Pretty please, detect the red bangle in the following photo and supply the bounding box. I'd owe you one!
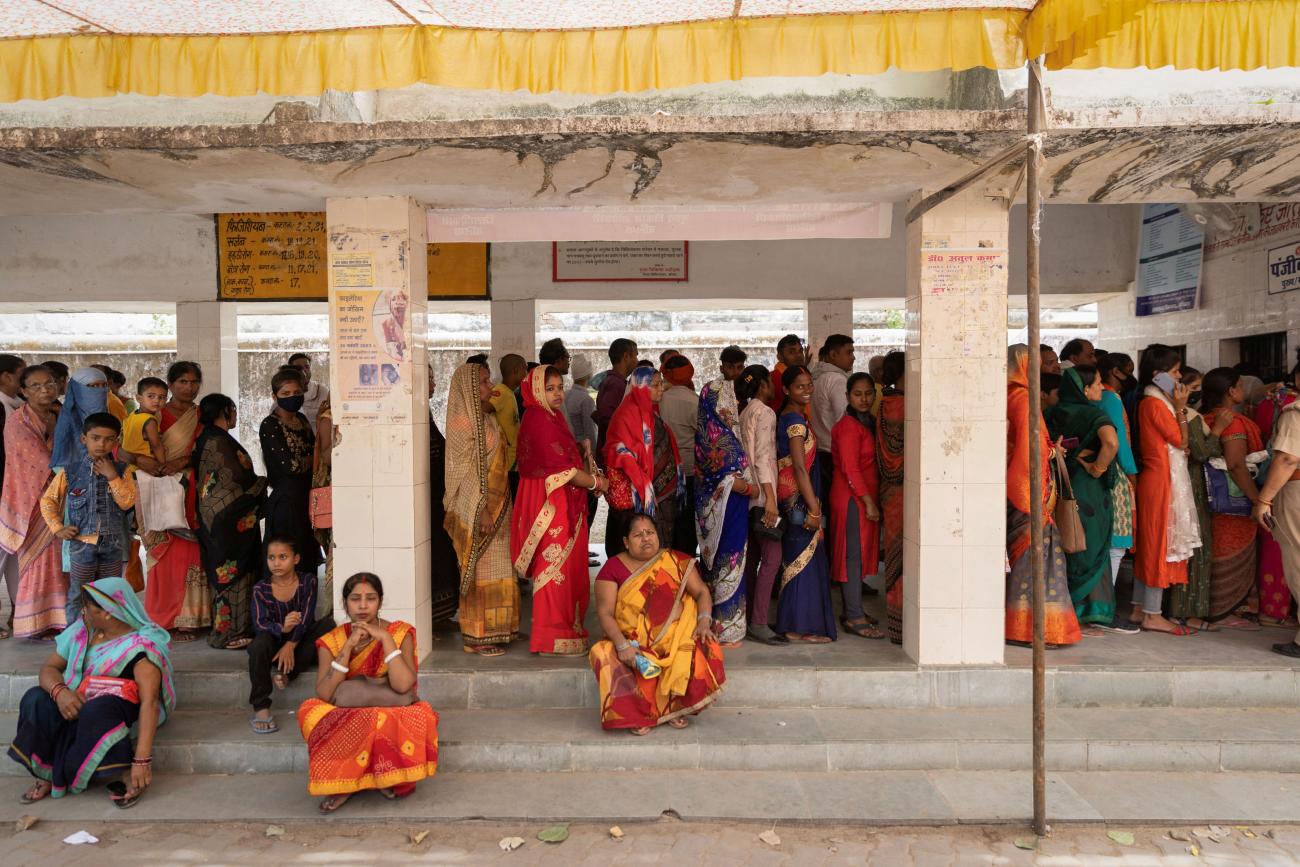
[50,683,67,701]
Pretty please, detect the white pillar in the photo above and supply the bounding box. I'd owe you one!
[902,190,1009,665]
[490,298,537,366]
[325,196,432,647]
[806,298,853,361]
[175,300,238,403]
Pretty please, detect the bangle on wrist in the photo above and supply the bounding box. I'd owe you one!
[383,648,402,665]
[131,756,153,766]
[330,660,348,674]
[615,643,632,652]
[50,682,67,701]
[697,613,711,621]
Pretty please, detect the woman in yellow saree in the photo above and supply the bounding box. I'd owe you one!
[590,514,726,735]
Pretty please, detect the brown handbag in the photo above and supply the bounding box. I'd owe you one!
[1051,449,1087,554]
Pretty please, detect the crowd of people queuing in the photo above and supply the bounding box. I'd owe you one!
[6,329,1300,813]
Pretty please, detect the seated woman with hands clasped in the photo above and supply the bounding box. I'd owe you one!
[297,573,438,814]
[247,535,334,734]
[8,577,173,809]
[589,514,726,737]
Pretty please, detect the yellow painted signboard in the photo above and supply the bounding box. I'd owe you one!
[216,212,488,300]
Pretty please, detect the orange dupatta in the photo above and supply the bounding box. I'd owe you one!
[1006,345,1054,566]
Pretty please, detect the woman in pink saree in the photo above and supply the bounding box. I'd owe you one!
[0,365,66,638]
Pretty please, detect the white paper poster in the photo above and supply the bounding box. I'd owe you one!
[1135,205,1203,316]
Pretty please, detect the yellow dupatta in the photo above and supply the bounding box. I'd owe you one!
[613,550,701,709]
[442,363,510,595]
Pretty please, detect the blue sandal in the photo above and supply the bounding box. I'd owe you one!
[250,715,279,734]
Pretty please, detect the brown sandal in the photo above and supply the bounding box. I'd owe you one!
[630,726,653,736]
[667,717,690,729]
[318,793,352,814]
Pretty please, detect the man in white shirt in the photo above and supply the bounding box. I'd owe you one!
[660,354,701,554]
[810,334,854,499]
[288,353,330,434]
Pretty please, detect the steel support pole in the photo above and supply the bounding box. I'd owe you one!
[1026,57,1048,838]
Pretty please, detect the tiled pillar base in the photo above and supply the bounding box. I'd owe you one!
[175,300,238,403]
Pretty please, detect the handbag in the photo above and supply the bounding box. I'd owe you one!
[749,506,784,541]
[309,485,332,529]
[134,472,188,533]
[1203,451,1269,517]
[1051,449,1087,554]
[77,675,140,704]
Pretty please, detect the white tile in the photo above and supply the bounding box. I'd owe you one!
[372,546,421,610]
[331,424,374,488]
[961,483,1004,546]
[917,482,963,544]
[914,544,963,609]
[914,608,964,665]
[962,545,1007,610]
[371,423,415,486]
[332,546,374,587]
[961,608,1005,664]
[962,420,1008,484]
[332,488,374,548]
[371,484,418,549]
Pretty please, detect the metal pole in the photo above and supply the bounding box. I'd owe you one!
[1026,56,1048,838]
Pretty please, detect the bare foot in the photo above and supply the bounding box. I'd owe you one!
[319,793,352,813]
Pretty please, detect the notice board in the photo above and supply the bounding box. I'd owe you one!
[1135,205,1203,316]
[217,212,488,300]
[552,241,688,282]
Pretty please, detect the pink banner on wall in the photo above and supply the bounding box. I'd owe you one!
[427,203,891,243]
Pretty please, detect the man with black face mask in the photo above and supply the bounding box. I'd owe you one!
[259,367,324,576]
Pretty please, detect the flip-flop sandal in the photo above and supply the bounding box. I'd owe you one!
[318,794,352,814]
[1141,624,1194,636]
[840,619,885,640]
[797,634,833,644]
[667,717,690,729]
[464,644,507,657]
[170,630,199,642]
[629,726,653,737]
[224,637,253,650]
[107,781,141,810]
[249,715,279,734]
[1218,616,1262,632]
[20,783,51,804]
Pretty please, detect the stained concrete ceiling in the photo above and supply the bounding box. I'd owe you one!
[0,105,1298,218]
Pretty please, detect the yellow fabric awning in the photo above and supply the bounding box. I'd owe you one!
[0,1,1295,104]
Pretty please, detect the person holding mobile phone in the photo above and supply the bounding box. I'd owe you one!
[1252,399,1300,657]
[1132,346,1200,635]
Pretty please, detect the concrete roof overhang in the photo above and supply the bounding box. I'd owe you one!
[1,103,1298,218]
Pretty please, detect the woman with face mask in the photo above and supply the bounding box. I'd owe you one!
[259,367,322,579]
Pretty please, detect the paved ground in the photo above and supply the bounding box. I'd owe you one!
[4,818,1300,865]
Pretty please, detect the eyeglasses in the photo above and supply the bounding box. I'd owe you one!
[25,381,57,391]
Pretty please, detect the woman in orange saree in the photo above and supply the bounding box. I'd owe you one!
[298,572,438,814]
[1005,345,1081,646]
[134,362,211,639]
[876,352,906,644]
[590,514,725,735]
[512,366,607,656]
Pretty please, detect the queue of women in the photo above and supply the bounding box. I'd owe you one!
[7,335,1299,814]
[1015,340,1300,648]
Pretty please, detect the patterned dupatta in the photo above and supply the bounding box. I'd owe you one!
[49,367,108,470]
[604,367,659,516]
[0,404,55,556]
[1006,344,1055,567]
[54,577,176,724]
[512,367,583,586]
[443,363,509,594]
[317,620,414,679]
[776,414,817,506]
[694,378,749,567]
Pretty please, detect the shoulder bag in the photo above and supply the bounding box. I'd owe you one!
[1051,449,1087,554]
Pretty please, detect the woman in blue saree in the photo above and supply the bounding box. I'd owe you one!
[694,377,754,645]
[774,366,837,642]
[8,577,174,808]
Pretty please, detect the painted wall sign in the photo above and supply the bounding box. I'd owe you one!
[217,212,488,300]
[1268,239,1300,295]
[552,241,688,282]
[1135,205,1203,316]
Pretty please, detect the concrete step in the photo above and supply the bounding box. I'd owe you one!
[5,706,1299,776]
[7,767,1300,826]
[4,663,1297,712]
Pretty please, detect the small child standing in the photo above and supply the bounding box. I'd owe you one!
[40,412,136,623]
[247,535,334,734]
[122,377,169,471]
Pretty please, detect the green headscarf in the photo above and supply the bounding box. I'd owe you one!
[1048,367,1116,470]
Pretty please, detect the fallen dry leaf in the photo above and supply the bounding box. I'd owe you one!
[1243,829,1258,839]
[1013,838,1038,851]
[498,837,525,851]
[758,829,781,847]
[265,825,286,838]
[1169,830,1192,842]
[15,815,38,832]
[608,826,624,840]
[408,830,429,846]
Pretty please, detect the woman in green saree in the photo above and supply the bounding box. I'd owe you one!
[1048,365,1120,629]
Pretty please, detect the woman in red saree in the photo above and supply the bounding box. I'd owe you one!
[130,362,211,639]
[1005,345,1081,646]
[298,572,437,814]
[876,352,906,644]
[604,367,676,555]
[512,366,607,656]
[590,514,725,735]
[0,365,65,638]
[1255,370,1299,626]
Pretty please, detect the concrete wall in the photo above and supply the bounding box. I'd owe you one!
[0,214,215,305]
[1096,204,1300,373]
[0,205,1134,307]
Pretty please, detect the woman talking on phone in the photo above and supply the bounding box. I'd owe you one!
[1132,346,1200,635]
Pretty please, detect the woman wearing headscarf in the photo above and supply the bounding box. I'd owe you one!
[427,365,459,625]
[134,362,211,639]
[876,352,906,644]
[603,367,678,556]
[694,374,754,646]
[443,362,518,655]
[1047,365,1119,631]
[0,365,66,638]
[513,366,607,656]
[193,393,267,650]
[8,577,174,808]
[49,366,109,471]
[830,372,885,640]
[1005,346,1081,647]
